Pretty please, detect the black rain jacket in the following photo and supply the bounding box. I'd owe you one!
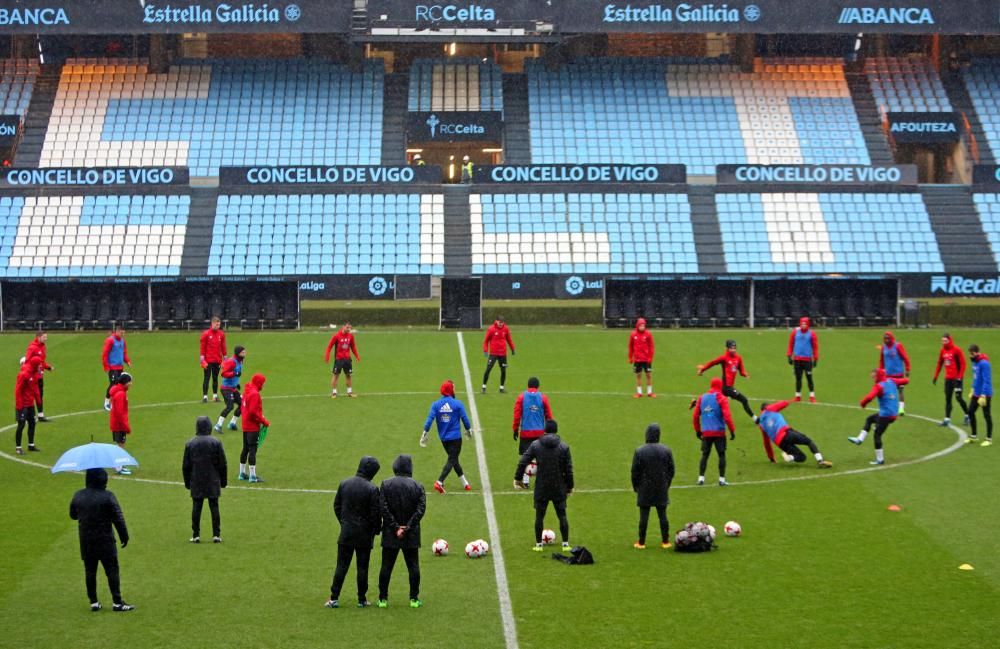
[182,418,228,499]
[631,424,675,508]
[379,454,427,549]
[334,456,381,548]
[515,432,574,502]
[69,469,129,558]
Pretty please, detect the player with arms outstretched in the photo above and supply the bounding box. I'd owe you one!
[698,339,752,417]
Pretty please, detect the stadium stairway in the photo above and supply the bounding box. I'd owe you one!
[179,188,221,276]
[381,73,408,165]
[921,185,998,273]
[845,73,895,165]
[13,65,61,167]
[941,73,996,165]
[501,74,532,165]
[443,184,472,275]
[688,186,728,274]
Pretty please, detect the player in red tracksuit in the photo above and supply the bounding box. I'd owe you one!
[14,356,43,454]
[512,376,553,488]
[240,374,270,483]
[756,400,832,468]
[325,323,360,398]
[692,377,735,486]
[102,325,132,411]
[698,339,753,417]
[199,317,227,403]
[787,317,819,402]
[628,318,655,398]
[878,331,910,415]
[24,331,52,421]
[108,372,133,475]
[482,316,515,394]
[933,333,969,426]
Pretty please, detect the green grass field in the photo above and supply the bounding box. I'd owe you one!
[2,326,999,649]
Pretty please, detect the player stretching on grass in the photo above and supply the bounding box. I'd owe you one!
[756,401,832,468]
[102,325,131,411]
[698,339,753,417]
[787,317,818,403]
[420,380,473,493]
[933,333,969,427]
[850,369,909,465]
[628,318,655,398]
[967,344,993,447]
[199,316,227,403]
[879,331,910,415]
[214,346,246,433]
[325,324,360,398]
[692,377,735,486]
[482,316,515,394]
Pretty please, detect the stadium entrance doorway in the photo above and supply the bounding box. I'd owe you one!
[893,142,966,184]
[407,145,502,182]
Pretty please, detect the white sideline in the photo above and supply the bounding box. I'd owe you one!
[456,332,519,649]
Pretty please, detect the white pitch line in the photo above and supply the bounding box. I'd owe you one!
[456,332,519,649]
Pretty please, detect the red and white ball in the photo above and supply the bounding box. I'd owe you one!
[525,461,537,477]
[540,529,556,545]
[724,521,742,537]
[431,538,449,556]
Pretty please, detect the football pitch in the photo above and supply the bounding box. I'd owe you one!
[1,326,998,649]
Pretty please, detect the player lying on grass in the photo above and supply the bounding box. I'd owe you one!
[755,401,833,468]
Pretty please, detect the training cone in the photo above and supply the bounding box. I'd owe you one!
[959,564,975,571]
[887,505,902,512]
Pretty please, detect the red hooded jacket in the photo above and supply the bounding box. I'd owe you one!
[628,318,655,363]
[241,374,270,433]
[934,336,966,381]
[15,359,42,409]
[325,328,359,362]
[787,317,819,362]
[109,383,130,434]
[25,338,51,376]
[878,331,911,376]
[199,327,227,364]
[512,387,553,440]
[483,321,515,356]
[692,377,735,438]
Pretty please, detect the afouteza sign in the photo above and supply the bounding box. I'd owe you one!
[407,111,503,143]
[887,112,960,144]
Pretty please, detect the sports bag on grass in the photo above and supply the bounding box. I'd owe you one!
[674,521,716,553]
[551,546,594,565]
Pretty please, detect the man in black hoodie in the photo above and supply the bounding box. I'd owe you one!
[377,454,426,609]
[183,416,228,543]
[326,456,381,609]
[69,468,134,612]
[630,423,675,550]
[514,419,574,552]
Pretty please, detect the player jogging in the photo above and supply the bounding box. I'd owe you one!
[199,316,227,403]
[325,324,360,398]
[933,333,969,427]
[698,339,752,417]
[628,318,655,398]
[787,317,818,403]
[214,346,246,433]
[692,377,735,486]
[420,380,473,494]
[24,331,52,421]
[14,356,43,455]
[101,325,131,412]
[879,331,910,415]
[482,316,515,394]
[756,401,832,468]
[850,369,909,465]
[513,376,553,488]
[108,373,133,476]
[967,344,993,447]
[239,374,269,483]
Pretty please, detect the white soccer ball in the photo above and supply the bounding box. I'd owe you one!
[540,529,556,545]
[724,521,742,537]
[707,525,717,541]
[432,538,449,556]
[476,539,490,555]
[18,356,25,366]
[465,541,487,558]
[525,461,537,477]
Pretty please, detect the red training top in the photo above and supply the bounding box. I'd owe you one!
[934,337,966,381]
[628,318,654,363]
[700,350,747,387]
[483,321,515,356]
[241,374,270,433]
[325,328,360,363]
[109,383,130,434]
[199,328,228,364]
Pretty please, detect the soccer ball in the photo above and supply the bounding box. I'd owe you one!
[464,541,481,558]
[18,356,25,366]
[540,529,556,544]
[432,538,449,556]
[525,461,537,477]
[724,521,742,537]
[707,525,717,541]
[476,539,490,555]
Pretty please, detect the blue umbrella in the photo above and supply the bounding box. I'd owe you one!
[51,443,139,474]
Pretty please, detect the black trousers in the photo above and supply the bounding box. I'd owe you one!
[637,505,669,545]
[438,438,464,482]
[969,396,993,438]
[378,547,420,600]
[793,360,814,393]
[778,428,820,462]
[83,543,121,605]
[863,414,895,450]
[219,389,241,418]
[330,544,372,603]
[240,432,258,465]
[15,407,36,447]
[699,436,727,478]
[535,498,569,543]
[37,377,44,413]
[202,363,221,396]
[106,369,122,399]
[483,355,507,387]
[723,385,754,417]
[192,497,220,537]
[944,379,969,418]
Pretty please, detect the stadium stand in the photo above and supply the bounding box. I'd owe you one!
[470,192,697,274]
[963,59,1000,160]
[0,195,188,278]
[0,59,39,118]
[865,56,952,113]
[716,191,943,273]
[408,58,503,112]
[40,58,384,175]
[208,193,445,276]
[526,57,869,174]
[972,193,1000,266]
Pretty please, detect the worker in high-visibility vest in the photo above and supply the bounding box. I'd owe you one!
[461,155,473,183]
[413,154,426,166]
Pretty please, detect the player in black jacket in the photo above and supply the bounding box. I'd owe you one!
[514,419,574,551]
[326,456,381,609]
[182,416,228,543]
[630,423,675,549]
[377,455,426,609]
[69,468,134,612]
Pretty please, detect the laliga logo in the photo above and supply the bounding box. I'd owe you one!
[565,276,585,296]
[426,114,440,138]
[299,281,325,292]
[368,276,389,297]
